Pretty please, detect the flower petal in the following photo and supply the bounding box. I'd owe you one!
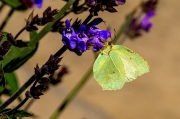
[34,0,43,8]
[87,18,103,29]
[78,41,86,52]
[88,0,96,5]
[141,11,155,32]
[65,19,71,28]
[99,30,111,40]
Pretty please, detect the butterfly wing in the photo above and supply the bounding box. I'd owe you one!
[113,45,150,82]
[93,50,126,90]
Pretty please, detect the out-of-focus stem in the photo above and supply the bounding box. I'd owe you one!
[113,13,133,43]
[0,3,5,13]
[0,8,14,31]
[50,66,93,119]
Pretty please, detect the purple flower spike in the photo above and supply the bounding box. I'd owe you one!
[34,0,43,8]
[141,10,155,32]
[61,18,112,53]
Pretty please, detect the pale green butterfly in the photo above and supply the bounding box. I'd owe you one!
[93,42,150,90]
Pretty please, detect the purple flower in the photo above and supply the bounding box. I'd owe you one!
[98,30,111,40]
[34,0,43,8]
[115,0,126,5]
[88,0,96,5]
[126,10,156,39]
[19,0,43,9]
[62,19,111,53]
[62,20,77,49]
[76,25,89,52]
[87,28,111,52]
[77,33,88,52]
[141,10,155,32]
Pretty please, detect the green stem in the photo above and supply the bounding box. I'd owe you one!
[50,65,93,119]
[113,13,133,43]
[0,8,14,31]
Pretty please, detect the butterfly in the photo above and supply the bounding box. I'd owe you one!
[93,43,150,90]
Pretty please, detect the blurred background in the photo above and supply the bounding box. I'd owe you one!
[1,0,180,119]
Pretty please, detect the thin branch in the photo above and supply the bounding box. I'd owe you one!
[0,97,29,115]
[14,27,26,40]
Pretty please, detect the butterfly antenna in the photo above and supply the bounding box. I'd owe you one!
[109,29,116,45]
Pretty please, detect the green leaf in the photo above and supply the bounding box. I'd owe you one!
[4,72,19,95]
[7,116,16,119]
[3,42,39,72]
[1,32,8,42]
[1,0,21,8]
[3,31,38,72]
[6,110,32,118]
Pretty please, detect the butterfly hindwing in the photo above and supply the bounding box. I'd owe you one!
[112,45,150,82]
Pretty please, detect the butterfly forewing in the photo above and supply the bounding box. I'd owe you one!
[93,50,126,90]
